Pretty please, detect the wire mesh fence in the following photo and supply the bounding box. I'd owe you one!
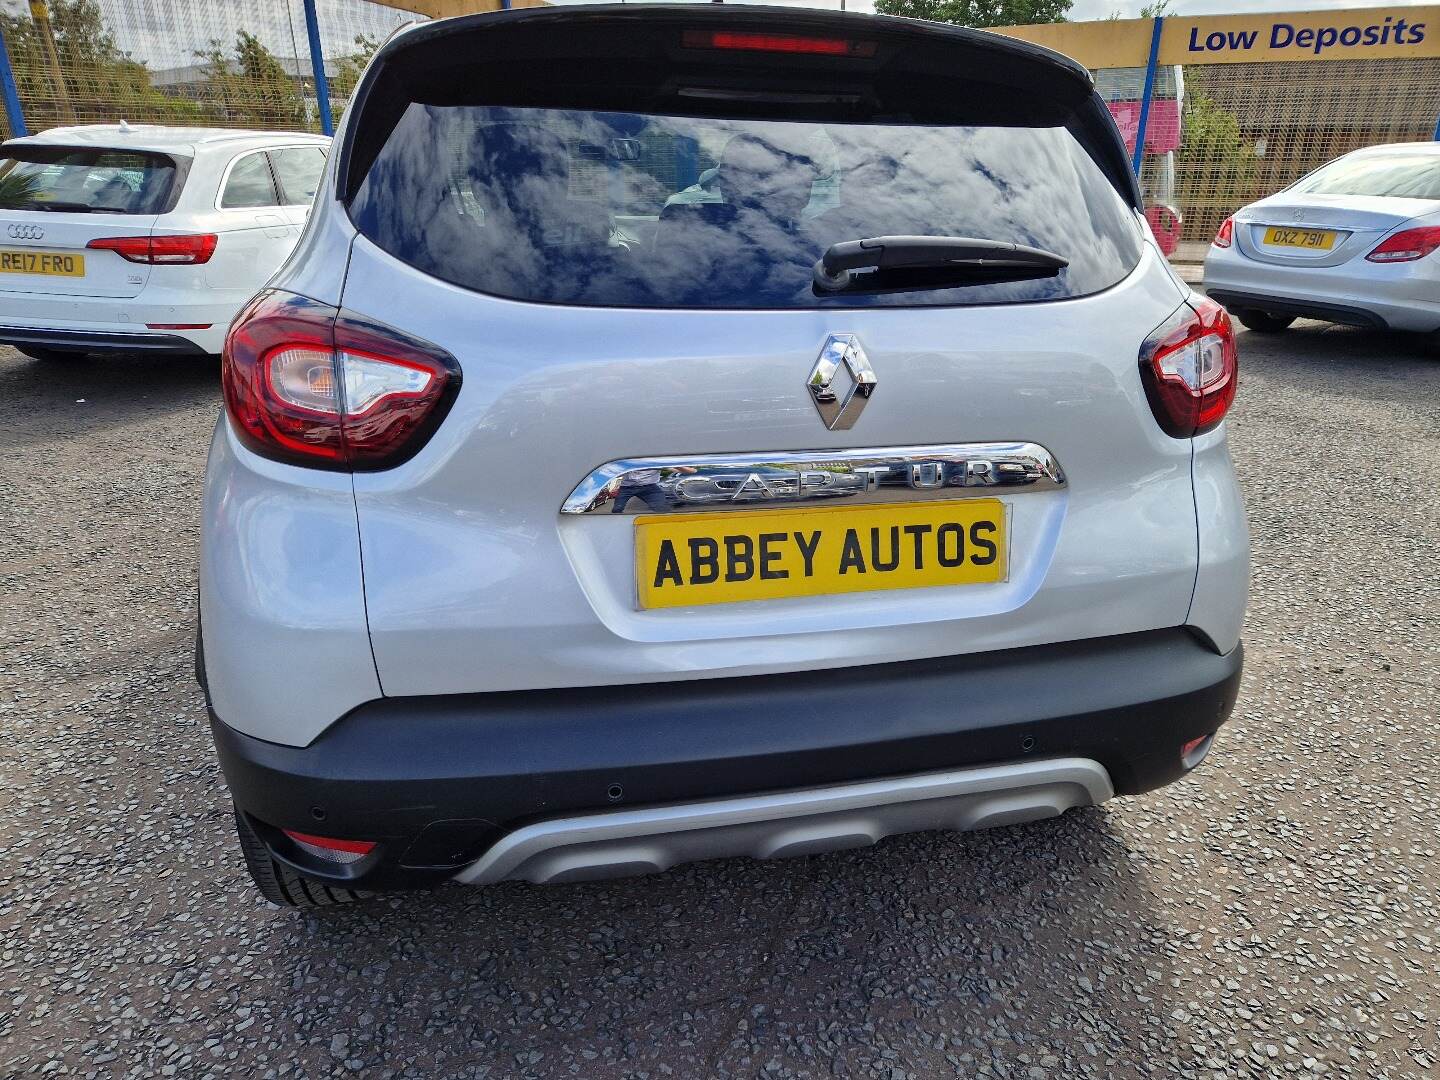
[0,0,423,138]
[1091,55,1440,258]
[1175,58,1440,246]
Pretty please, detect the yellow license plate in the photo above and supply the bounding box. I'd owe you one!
[1262,227,1335,251]
[636,499,1008,610]
[0,249,85,276]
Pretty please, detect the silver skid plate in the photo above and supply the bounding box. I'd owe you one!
[455,757,1112,885]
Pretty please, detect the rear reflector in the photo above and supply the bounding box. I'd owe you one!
[87,234,218,265]
[1180,734,1215,768]
[282,829,377,865]
[1138,295,1238,438]
[681,30,877,57]
[1365,225,1440,263]
[146,323,212,330]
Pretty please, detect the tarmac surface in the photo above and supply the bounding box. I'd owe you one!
[1,322,1437,1078]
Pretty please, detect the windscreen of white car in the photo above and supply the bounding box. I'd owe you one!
[1291,153,1440,200]
[0,146,183,214]
[350,107,1141,309]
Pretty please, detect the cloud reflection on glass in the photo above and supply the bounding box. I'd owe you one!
[351,105,1140,309]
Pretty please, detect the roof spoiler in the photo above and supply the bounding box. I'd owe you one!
[338,3,1141,210]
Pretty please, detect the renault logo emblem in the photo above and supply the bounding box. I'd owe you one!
[8,224,44,240]
[807,333,876,431]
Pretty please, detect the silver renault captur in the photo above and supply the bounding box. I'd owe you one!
[198,4,1247,906]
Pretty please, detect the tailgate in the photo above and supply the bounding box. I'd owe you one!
[0,142,187,298]
[343,243,1195,697]
[0,211,157,298]
[334,5,1196,696]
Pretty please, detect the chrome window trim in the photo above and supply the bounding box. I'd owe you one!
[561,441,1066,515]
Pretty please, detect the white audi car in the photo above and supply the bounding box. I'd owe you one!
[1204,141,1440,334]
[0,124,329,360]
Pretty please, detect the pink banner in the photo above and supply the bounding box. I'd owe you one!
[1106,99,1182,154]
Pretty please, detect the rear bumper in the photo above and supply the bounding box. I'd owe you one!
[212,628,1242,890]
[1206,288,1388,329]
[1202,246,1440,333]
[0,324,208,355]
[0,293,239,354]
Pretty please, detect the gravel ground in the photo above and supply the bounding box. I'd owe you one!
[1,324,1437,1079]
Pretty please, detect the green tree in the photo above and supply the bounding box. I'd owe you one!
[1108,2,1176,17]
[0,0,207,134]
[874,0,1072,28]
[195,31,308,130]
[1177,91,1257,239]
[330,34,382,102]
[328,33,383,127]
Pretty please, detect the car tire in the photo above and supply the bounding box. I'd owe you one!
[233,807,370,908]
[17,346,86,362]
[1235,310,1296,334]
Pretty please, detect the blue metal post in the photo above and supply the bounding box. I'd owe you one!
[1433,112,1440,141]
[302,0,334,137]
[0,23,27,139]
[1132,16,1164,176]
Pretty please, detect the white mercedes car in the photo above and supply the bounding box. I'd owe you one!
[0,124,329,360]
[1204,141,1440,334]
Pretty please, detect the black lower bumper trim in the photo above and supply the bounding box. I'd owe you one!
[212,628,1242,890]
[1206,289,1388,329]
[0,326,208,355]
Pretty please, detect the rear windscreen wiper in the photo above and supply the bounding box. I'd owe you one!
[813,235,1068,295]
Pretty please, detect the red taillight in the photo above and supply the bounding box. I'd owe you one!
[282,829,377,865]
[221,290,461,470]
[1139,295,1238,438]
[86,233,218,264]
[1365,225,1440,263]
[681,29,877,57]
[1212,216,1234,249]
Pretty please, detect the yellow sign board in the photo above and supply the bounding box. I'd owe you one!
[368,0,546,19]
[989,6,1440,69]
[986,20,1155,69]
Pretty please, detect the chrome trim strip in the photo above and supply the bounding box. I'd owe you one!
[0,325,160,339]
[455,758,1113,885]
[561,442,1066,515]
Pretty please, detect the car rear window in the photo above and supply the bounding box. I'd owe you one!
[1292,153,1440,201]
[350,105,1141,309]
[270,146,328,206]
[0,146,182,214]
[221,152,280,209]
